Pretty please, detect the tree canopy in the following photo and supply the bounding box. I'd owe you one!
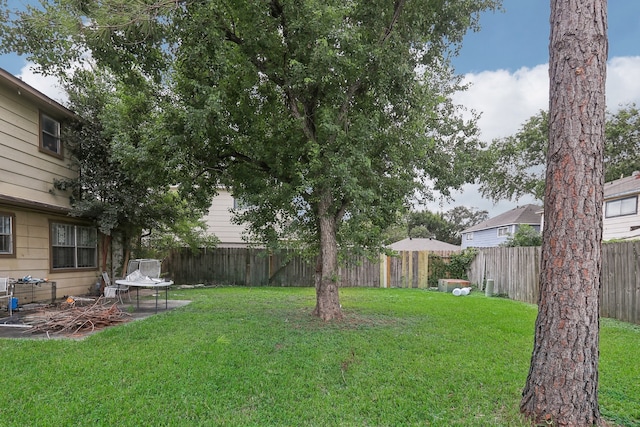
[478,104,640,202]
[1,0,501,320]
[403,206,488,245]
[54,68,216,273]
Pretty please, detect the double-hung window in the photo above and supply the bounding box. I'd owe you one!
[0,213,15,257]
[40,113,62,157]
[605,196,637,218]
[497,226,511,237]
[51,222,97,270]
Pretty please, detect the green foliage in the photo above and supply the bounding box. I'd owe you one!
[605,104,640,182]
[0,0,501,263]
[447,248,478,279]
[407,211,454,242]
[53,69,214,266]
[478,110,548,201]
[478,105,640,201]
[135,207,219,261]
[443,206,489,239]
[427,254,449,287]
[500,224,542,247]
[383,206,489,245]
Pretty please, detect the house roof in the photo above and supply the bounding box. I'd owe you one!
[388,238,460,252]
[0,67,75,119]
[462,204,543,233]
[604,172,640,200]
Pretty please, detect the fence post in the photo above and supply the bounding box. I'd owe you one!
[418,251,429,288]
[379,254,388,288]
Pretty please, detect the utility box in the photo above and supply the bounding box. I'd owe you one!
[438,279,471,293]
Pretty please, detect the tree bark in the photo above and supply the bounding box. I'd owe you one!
[312,190,343,321]
[520,1,607,426]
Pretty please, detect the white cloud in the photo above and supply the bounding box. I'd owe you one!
[606,56,640,109]
[17,63,68,105]
[453,64,549,141]
[427,56,640,217]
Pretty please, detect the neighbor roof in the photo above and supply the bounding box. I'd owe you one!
[388,238,460,252]
[604,172,640,200]
[462,204,543,233]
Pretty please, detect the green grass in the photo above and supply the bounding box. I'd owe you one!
[0,287,638,426]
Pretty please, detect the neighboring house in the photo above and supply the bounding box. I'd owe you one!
[202,188,251,247]
[603,172,640,241]
[388,238,460,252]
[460,204,543,249]
[0,68,99,304]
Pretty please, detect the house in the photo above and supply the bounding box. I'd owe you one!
[460,204,543,249]
[388,238,460,252]
[0,68,99,305]
[603,172,640,241]
[202,188,252,247]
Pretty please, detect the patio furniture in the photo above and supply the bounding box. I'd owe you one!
[118,259,172,312]
[0,277,14,316]
[103,272,131,303]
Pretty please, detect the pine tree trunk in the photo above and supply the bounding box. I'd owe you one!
[520,1,607,425]
[312,191,343,321]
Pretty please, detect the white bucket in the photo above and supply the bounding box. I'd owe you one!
[452,288,462,296]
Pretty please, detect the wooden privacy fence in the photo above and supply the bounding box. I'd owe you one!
[164,248,459,289]
[469,242,640,325]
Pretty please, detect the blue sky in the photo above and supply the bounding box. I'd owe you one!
[2,0,640,217]
[453,0,640,74]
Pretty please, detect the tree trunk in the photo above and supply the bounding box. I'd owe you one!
[312,191,343,321]
[520,1,607,426]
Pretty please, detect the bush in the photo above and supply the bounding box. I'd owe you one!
[428,254,449,287]
[447,248,478,280]
[500,224,542,247]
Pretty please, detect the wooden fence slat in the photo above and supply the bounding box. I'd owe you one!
[467,243,639,324]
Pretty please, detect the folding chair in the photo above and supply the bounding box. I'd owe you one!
[0,278,14,316]
[102,272,131,303]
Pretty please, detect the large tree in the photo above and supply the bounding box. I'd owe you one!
[1,0,500,320]
[520,0,607,425]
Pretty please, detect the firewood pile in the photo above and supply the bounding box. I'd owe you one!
[23,297,131,336]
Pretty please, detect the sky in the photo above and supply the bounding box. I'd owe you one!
[2,0,640,218]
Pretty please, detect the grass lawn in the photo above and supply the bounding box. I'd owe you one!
[0,287,638,426]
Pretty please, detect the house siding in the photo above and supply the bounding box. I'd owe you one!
[0,205,99,303]
[462,224,541,249]
[603,197,640,240]
[202,190,248,246]
[0,83,75,209]
[1,72,99,303]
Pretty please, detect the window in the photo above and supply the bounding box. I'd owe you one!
[466,232,473,241]
[233,197,251,210]
[605,196,637,218]
[51,222,97,270]
[0,213,15,257]
[40,113,62,156]
[497,226,511,237]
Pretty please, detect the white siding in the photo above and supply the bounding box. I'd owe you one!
[603,212,640,240]
[202,190,249,246]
